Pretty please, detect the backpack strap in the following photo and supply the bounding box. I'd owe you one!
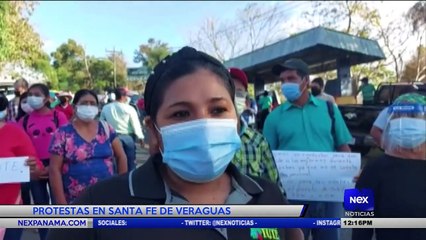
[326,101,337,148]
[53,110,59,128]
[23,114,30,133]
[100,120,110,141]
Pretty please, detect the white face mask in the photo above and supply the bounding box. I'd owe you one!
[76,105,99,122]
[0,110,7,121]
[21,103,34,114]
[235,97,246,115]
[27,96,45,110]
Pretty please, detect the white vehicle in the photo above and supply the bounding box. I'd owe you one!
[0,83,15,101]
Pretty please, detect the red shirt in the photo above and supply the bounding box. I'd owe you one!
[55,104,74,120]
[0,123,41,204]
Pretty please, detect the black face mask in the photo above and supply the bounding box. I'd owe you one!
[311,87,321,96]
[14,91,21,97]
[59,97,67,104]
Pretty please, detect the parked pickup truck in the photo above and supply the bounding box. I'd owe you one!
[338,82,426,155]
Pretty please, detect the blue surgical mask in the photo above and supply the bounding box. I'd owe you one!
[27,96,45,110]
[157,118,241,183]
[388,118,426,149]
[281,82,302,102]
[0,110,7,120]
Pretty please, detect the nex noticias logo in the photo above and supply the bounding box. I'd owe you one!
[350,196,369,203]
[344,188,374,211]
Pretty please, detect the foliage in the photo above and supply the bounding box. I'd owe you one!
[133,38,171,72]
[51,39,128,92]
[0,1,44,67]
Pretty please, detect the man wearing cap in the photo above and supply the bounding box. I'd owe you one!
[229,68,284,190]
[264,59,353,240]
[100,87,144,171]
[55,91,74,120]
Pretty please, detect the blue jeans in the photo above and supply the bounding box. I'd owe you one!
[4,229,23,240]
[118,134,136,171]
[292,200,343,240]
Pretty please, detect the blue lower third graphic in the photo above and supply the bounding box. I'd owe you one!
[92,218,341,228]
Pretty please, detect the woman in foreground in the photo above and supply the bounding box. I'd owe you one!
[0,93,44,240]
[49,89,127,205]
[47,47,303,240]
[352,93,426,240]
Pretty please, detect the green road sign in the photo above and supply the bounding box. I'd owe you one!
[127,67,149,81]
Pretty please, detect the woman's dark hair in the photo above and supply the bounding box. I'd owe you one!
[28,83,51,108]
[72,89,99,105]
[144,46,234,120]
[16,91,29,121]
[0,93,8,112]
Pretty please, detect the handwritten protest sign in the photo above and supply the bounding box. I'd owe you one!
[0,157,30,184]
[272,151,360,202]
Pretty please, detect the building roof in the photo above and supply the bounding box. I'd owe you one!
[224,26,386,82]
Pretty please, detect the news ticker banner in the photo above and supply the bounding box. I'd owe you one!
[0,205,305,218]
[0,218,425,229]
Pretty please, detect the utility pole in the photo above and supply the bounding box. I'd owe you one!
[105,47,123,88]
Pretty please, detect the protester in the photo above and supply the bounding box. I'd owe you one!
[257,90,272,131]
[47,46,303,240]
[229,67,283,188]
[15,91,33,122]
[243,95,258,128]
[370,86,416,146]
[136,96,149,146]
[19,83,68,240]
[49,89,127,204]
[357,77,375,105]
[6,78,29,122]
[266,58,353,240]
[12,91,34,207]
[0,93,44,240]
[310,77,336,104]
[353,93,426,240]
[100,87,144,171]
[55,91,74,120]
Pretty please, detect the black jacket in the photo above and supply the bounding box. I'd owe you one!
[48,154,293,240]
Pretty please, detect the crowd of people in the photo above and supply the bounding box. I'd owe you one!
[0,46,425,240]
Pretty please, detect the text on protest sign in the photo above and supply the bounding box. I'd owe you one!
[0,157,29,184]
[272,151,361,202]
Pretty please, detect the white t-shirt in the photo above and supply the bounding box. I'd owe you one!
[316,92,336,104]
[373,107,390,130]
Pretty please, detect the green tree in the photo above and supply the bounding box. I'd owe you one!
[31,53,59,89]
[51,39,87,91]
[134,38,171,72]
[89,58,113,92]
[0,1,44,67]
